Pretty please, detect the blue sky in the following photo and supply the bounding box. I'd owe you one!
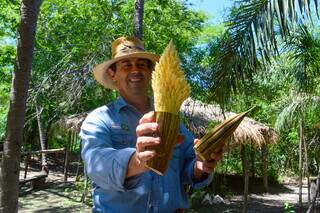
[188,0,233,23]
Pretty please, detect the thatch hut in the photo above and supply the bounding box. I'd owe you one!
[58,112,88,133]
[181,98,278,146]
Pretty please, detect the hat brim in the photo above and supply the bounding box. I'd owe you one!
[93,52,159,90]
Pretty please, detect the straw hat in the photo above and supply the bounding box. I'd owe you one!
[93,37,159,89]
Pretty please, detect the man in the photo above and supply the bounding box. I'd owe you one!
[80,37,224,212]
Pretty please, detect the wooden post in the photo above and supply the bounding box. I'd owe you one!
[241,144,249,213]
[75,138,82,181]
[70,131,75,154]
[35,104,48,173]
[23,154,30,179]
[72,132,77,153]
[63,132,71,182]
[261,143,268,192]
[81,166,89,203]
[0,148,65,156]
[223,140,230,184]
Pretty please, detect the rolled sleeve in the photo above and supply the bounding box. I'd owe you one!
[80,110,136,192]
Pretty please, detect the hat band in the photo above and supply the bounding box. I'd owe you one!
[113,44,146,58]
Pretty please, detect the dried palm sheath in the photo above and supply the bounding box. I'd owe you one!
[146,41,190,175]
[194,107,255,164]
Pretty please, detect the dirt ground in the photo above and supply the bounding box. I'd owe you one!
[18,161,319,213]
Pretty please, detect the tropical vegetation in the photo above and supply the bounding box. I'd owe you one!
[1,0,320,212]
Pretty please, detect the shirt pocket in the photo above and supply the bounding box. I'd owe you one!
[110,129,135,149]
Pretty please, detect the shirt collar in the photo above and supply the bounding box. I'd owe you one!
[114,96,129,112]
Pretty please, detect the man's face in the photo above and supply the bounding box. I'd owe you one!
[108,57,152,100]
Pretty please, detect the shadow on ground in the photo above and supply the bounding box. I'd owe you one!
[19,181,91,213]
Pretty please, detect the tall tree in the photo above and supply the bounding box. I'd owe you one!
[133,0,144,39]
[275,25,320,211]
[0,0,43,212]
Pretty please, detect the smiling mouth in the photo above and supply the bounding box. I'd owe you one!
[128,73,144,83]
[129,77,143,82]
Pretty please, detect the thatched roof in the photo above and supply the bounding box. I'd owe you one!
[181,98,278,146]
[58,112,88,133]
[58,98,278,146]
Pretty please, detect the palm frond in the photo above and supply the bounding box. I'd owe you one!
[285,24,320,92]
[275,96,302,131]
[209,0,319,104]
[275,91,319,131]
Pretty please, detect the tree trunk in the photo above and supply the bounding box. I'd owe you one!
[241,144,249,213]
[261,143,268,192]
[133,0,144,40]
[0,1,42,212]
[298,116,304,213]
[302,132,310,205]
[35,104,48,173]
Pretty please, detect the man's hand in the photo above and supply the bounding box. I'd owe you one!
[126,111,160,177]
[193,139,225,181]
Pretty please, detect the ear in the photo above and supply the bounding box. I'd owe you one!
[107,68,116,81]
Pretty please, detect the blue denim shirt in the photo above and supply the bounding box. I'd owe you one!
[80,97,212,213]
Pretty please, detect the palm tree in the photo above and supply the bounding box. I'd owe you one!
[206,2,320,211]
[0,0,43,212]
[275,25,320,212]
[208,0,320,105]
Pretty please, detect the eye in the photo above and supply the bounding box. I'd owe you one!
[122,63,132,69]
[137,62,148,69]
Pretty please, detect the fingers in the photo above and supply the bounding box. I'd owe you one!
[135,150,156,165]
[193,138,200,145]
[134,111,160,170]
[139,111,155,124]
[195,161,215,173]
[194,140,225,173]
[135,136,158,168]
[136,136,160,152]
[136,122,158,136]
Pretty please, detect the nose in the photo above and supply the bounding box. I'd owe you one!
[131,65,139,72]
[129,63,142,73]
